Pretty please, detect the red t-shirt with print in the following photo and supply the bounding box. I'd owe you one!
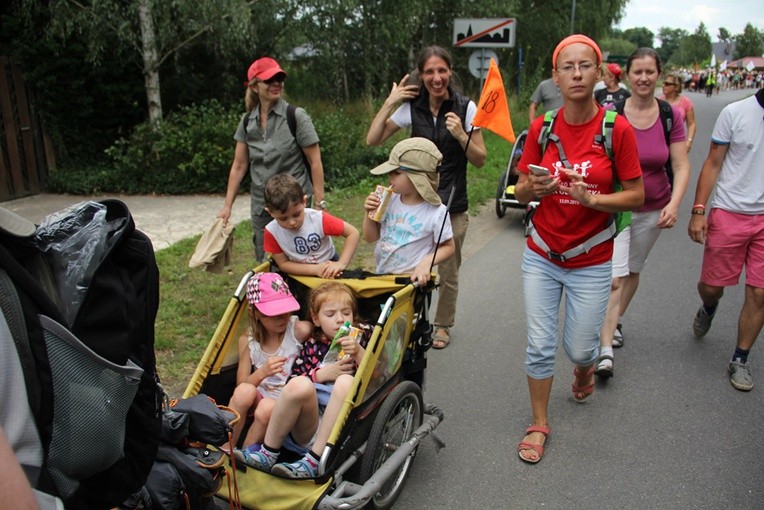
[519,106,641,268]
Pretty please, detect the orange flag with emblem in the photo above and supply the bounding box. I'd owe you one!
[472,59,515,143]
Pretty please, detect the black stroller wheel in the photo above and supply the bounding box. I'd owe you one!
[495,170,509,218]
[360,381,423,510]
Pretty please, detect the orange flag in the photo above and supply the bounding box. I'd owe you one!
[472,59,515,143]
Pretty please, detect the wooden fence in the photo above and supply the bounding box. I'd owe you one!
[0,56,54,201]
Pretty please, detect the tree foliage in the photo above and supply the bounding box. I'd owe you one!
[622,27,654,48]
[656,27,689,65]
[733,23,764,59]
[672,22,712,66]
[0,0,706,174]
[599,37,637,59]
[41,0,254,125]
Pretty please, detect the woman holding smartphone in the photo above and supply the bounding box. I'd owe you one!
[513,35,644,464]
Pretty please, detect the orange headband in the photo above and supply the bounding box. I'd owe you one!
[552,34,602,67]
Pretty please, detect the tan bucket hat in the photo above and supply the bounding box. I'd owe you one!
[370,138,443,206]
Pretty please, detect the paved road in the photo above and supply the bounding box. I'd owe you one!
[396,88,763,509]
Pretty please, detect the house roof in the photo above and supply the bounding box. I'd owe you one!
[726,56,764,70]
[712,42,735,62]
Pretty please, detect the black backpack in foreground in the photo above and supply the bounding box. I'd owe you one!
[0,200,162,509]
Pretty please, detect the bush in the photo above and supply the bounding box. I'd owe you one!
[49,100,240,194]
[105,100,240,194]
[309,102,392,189]
[49,97,525,196]
[49,98,395,195]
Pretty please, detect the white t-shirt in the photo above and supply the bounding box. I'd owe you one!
[264,208,343,263]
[709,95,764,214]
[248,315,301,400]
[375,194,453,274]
[389,101,478,130]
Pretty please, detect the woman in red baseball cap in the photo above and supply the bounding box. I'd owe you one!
[218,57,327,262]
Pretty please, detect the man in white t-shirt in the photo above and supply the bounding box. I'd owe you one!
[688,88,764,392]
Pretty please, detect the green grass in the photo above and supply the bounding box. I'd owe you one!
[155,121,528,396]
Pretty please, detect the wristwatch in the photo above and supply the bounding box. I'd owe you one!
[691,207,705,215]
[317,200,327,210]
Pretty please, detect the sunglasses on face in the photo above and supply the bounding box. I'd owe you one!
[663,82,677,86]
[263,76,285,85]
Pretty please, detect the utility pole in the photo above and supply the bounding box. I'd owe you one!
[570,0,576,34]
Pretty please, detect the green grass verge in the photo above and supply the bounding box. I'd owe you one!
[155,128,525,395]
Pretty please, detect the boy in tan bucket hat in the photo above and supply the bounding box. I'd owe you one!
[363,137,455,284]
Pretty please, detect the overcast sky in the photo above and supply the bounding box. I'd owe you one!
[616,0,764,43]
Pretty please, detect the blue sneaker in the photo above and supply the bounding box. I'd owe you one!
[233,447,276,471]
[271,455,318,479]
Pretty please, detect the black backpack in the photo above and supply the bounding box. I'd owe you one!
[122,395,238,510]
[0,199,162,509]
[613,98,675,187]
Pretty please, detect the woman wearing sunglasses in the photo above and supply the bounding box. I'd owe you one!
[660,72,696,153]
[219,57,326,262]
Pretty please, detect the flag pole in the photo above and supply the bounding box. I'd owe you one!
[427,57,515,274]
[428,126,475,273]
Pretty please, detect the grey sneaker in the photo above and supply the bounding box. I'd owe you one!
[728,361,754,391]
[612,324,624,348]
[692,306,715,337]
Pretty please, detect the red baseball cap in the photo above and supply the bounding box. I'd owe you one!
[607,63,622,80]
[247,57,287,82]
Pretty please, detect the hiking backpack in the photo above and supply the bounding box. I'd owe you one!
[538,107,631,234]
[613,98,675,187]
[123,395,238,510]
[0,200,162,509]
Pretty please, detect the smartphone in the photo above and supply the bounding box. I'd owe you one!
[529,164,551,176]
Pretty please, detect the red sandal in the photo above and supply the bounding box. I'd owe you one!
[572,365,595,403]
[517,425,551,464]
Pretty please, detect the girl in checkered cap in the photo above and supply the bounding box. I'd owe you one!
[226,272,312,453]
